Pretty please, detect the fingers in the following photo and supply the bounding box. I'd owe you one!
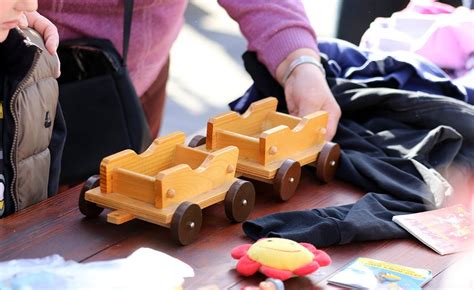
[44,26,60,55]
[283,67,341,141]
[324,100,341,141]
[24,11,59,55]
[19,13,29,28]
[54,53,61,78]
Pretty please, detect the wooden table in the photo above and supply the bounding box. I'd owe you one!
[1,169,472,289]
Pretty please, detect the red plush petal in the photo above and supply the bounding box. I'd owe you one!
[313,249,331,266]
[300,242,317,254]
[236,255,260,276]
[260,265,293,281]
[231,244,252,259]
[293,261,320,276]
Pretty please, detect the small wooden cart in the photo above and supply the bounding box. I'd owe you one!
[79,132,255,245]
[189,97,340,201]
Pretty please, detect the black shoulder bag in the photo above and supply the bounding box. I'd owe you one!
[57,0,151,185]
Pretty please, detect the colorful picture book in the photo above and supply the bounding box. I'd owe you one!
[392,204,473,255]
[327,257,433,290]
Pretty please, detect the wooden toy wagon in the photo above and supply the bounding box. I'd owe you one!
[189,97,340,201]
[78,132,255,245]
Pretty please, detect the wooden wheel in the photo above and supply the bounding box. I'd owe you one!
[315,142,340,183]
[273,160,301,201]
[171,202,202,246]
[78,175,104,217]
[188,135,206,148]
[225,179,255,223]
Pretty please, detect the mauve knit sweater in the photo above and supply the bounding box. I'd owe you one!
[39,0,317,96]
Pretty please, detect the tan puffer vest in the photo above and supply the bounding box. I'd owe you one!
[0,28,62,216]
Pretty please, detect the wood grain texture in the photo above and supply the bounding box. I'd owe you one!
[260,111,327,166]
[100,132,186,194]
[94,132,239,214]
[107,210,135,225]
[206,97,328,168]
[1,169,472,289]
[207,97,278,152]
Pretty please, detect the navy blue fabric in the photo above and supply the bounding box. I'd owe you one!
[48,104,66,197]
[231,39,474,247]
[230,38,473,113]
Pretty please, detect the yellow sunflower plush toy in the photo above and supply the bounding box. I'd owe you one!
[231,238,331,281]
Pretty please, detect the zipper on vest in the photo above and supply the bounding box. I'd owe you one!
[8,45,41,212]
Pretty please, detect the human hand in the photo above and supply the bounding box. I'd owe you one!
[20,11,59,54]
[19,11,61,77]
[276,49,341,141]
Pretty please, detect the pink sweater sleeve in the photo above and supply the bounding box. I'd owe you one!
[218,0,318,78]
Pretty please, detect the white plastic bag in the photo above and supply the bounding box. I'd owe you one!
[0,248,194,290]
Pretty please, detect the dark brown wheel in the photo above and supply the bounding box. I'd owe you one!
[171,202,202,246]
[225,179,256,223]
[188,135,206,148]
[273,159,301,201]
[78,175,104,217]
[315,142,340,183]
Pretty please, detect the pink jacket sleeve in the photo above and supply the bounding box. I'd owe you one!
[218,0,318,78]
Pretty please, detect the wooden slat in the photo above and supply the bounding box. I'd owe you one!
[206,97,277,150]
[100,132,185,193]
[173,145,209,169]
[0,185,146,262]
[86,179,235,226]
[264,111,301,130]
[107,210,135,224]
[260,111,328,166]
[236,145,323,180]
[214,130,260,163]
[112,168,156,204]
[156,146,238,208]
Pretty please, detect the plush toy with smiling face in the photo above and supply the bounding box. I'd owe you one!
[231,238,331,281]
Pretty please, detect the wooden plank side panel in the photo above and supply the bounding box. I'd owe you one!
[260,111,328,165]
[264,111,301,130]
[207,98,278,150]
[215,130,260,163]
[111,168,157,205]
[157,146,239,208]
[100,132,185,193]
[173,145,210,170]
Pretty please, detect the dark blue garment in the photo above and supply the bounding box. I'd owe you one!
[319,38,473,103]
[230,38,473,113]
[231,41,474,247]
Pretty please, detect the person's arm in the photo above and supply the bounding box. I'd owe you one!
[218,0,340,140]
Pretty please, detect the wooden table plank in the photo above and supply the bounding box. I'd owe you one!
[0,168,471,289]
[0,185,144,261]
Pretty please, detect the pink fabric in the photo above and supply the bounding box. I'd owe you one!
[39,0,317,96]
[360,4,474,71]
[415,13,474,70]
[218,0,317,76]
[405,0,456,14]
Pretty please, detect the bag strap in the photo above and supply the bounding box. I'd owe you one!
[123,0,134,64]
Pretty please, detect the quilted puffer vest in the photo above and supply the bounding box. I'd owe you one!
[0,28,66,217]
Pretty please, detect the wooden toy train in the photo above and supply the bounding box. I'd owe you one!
[79,97,340,245]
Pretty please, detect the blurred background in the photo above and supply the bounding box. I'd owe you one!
[161,0,342,137]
